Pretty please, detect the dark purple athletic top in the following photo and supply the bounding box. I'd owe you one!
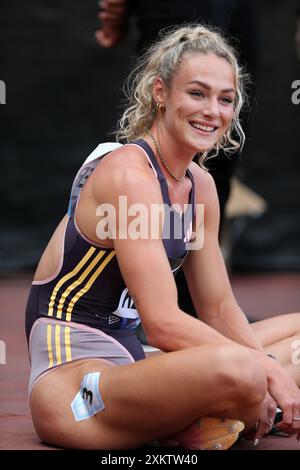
[25,139,195,360]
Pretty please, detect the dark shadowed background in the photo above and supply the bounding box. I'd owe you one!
[0,0,299,273]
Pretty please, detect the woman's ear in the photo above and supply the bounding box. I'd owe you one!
[152,77,165,104]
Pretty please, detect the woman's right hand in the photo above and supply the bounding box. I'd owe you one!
[265,357,300,438]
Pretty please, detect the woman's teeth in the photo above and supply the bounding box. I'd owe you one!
[190,122,216,132]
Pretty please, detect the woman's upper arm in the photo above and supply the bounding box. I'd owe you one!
[93,161,179,341]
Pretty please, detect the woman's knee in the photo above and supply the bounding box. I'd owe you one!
[216,344,267,406]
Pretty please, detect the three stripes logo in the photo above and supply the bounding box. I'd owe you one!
[47,323,72,368]
[47,247,116,322]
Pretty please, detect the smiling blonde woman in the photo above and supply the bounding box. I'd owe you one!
[25,24,300,450]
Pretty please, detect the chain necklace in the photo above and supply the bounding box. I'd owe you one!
[147,131,186,182]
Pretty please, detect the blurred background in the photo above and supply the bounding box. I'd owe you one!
[0,0,299,274]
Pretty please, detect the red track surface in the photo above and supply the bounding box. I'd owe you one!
[1,273,300,450]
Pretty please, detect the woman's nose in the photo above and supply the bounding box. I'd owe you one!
[202,98,220,118]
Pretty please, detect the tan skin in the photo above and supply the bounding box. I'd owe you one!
[95,0,128,48]
[31,53,300,449]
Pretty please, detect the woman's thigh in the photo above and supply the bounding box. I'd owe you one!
[251,312,300,347]
[251,312,300,385]
[30,343,265,449]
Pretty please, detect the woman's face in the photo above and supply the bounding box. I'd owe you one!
[156,52,236,153]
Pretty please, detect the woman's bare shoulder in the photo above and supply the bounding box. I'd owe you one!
[97,142,151,172]
[188,161,218,205]
[90,142,161,204]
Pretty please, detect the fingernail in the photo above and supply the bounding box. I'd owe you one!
[253,439,259,447]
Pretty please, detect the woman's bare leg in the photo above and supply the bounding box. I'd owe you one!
[30,343,266,450]
[251,312,300,386]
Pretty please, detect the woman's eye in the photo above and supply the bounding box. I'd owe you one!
[220,97,233,104]
[190,91,204,97]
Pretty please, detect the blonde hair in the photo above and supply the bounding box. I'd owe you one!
[117,24,249,166]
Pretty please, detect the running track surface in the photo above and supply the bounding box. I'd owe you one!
[1,273,300,450]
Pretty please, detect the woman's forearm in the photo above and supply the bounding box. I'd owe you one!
[148,298,264,356]
[149,308,238,351]
[199,299,265,352]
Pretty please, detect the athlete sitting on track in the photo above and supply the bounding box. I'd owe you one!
[25,24,300,450]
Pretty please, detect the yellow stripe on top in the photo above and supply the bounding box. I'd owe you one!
[55,324,62,365]
[64,326,72,362]
[47,247,96,317]
[66,250,116,322]
[56,250,106,319]
[47,324,54,368]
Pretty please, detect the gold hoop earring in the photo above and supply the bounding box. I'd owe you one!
[156,102,165,112]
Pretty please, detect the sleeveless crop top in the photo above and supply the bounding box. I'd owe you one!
[25,139,195,344]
